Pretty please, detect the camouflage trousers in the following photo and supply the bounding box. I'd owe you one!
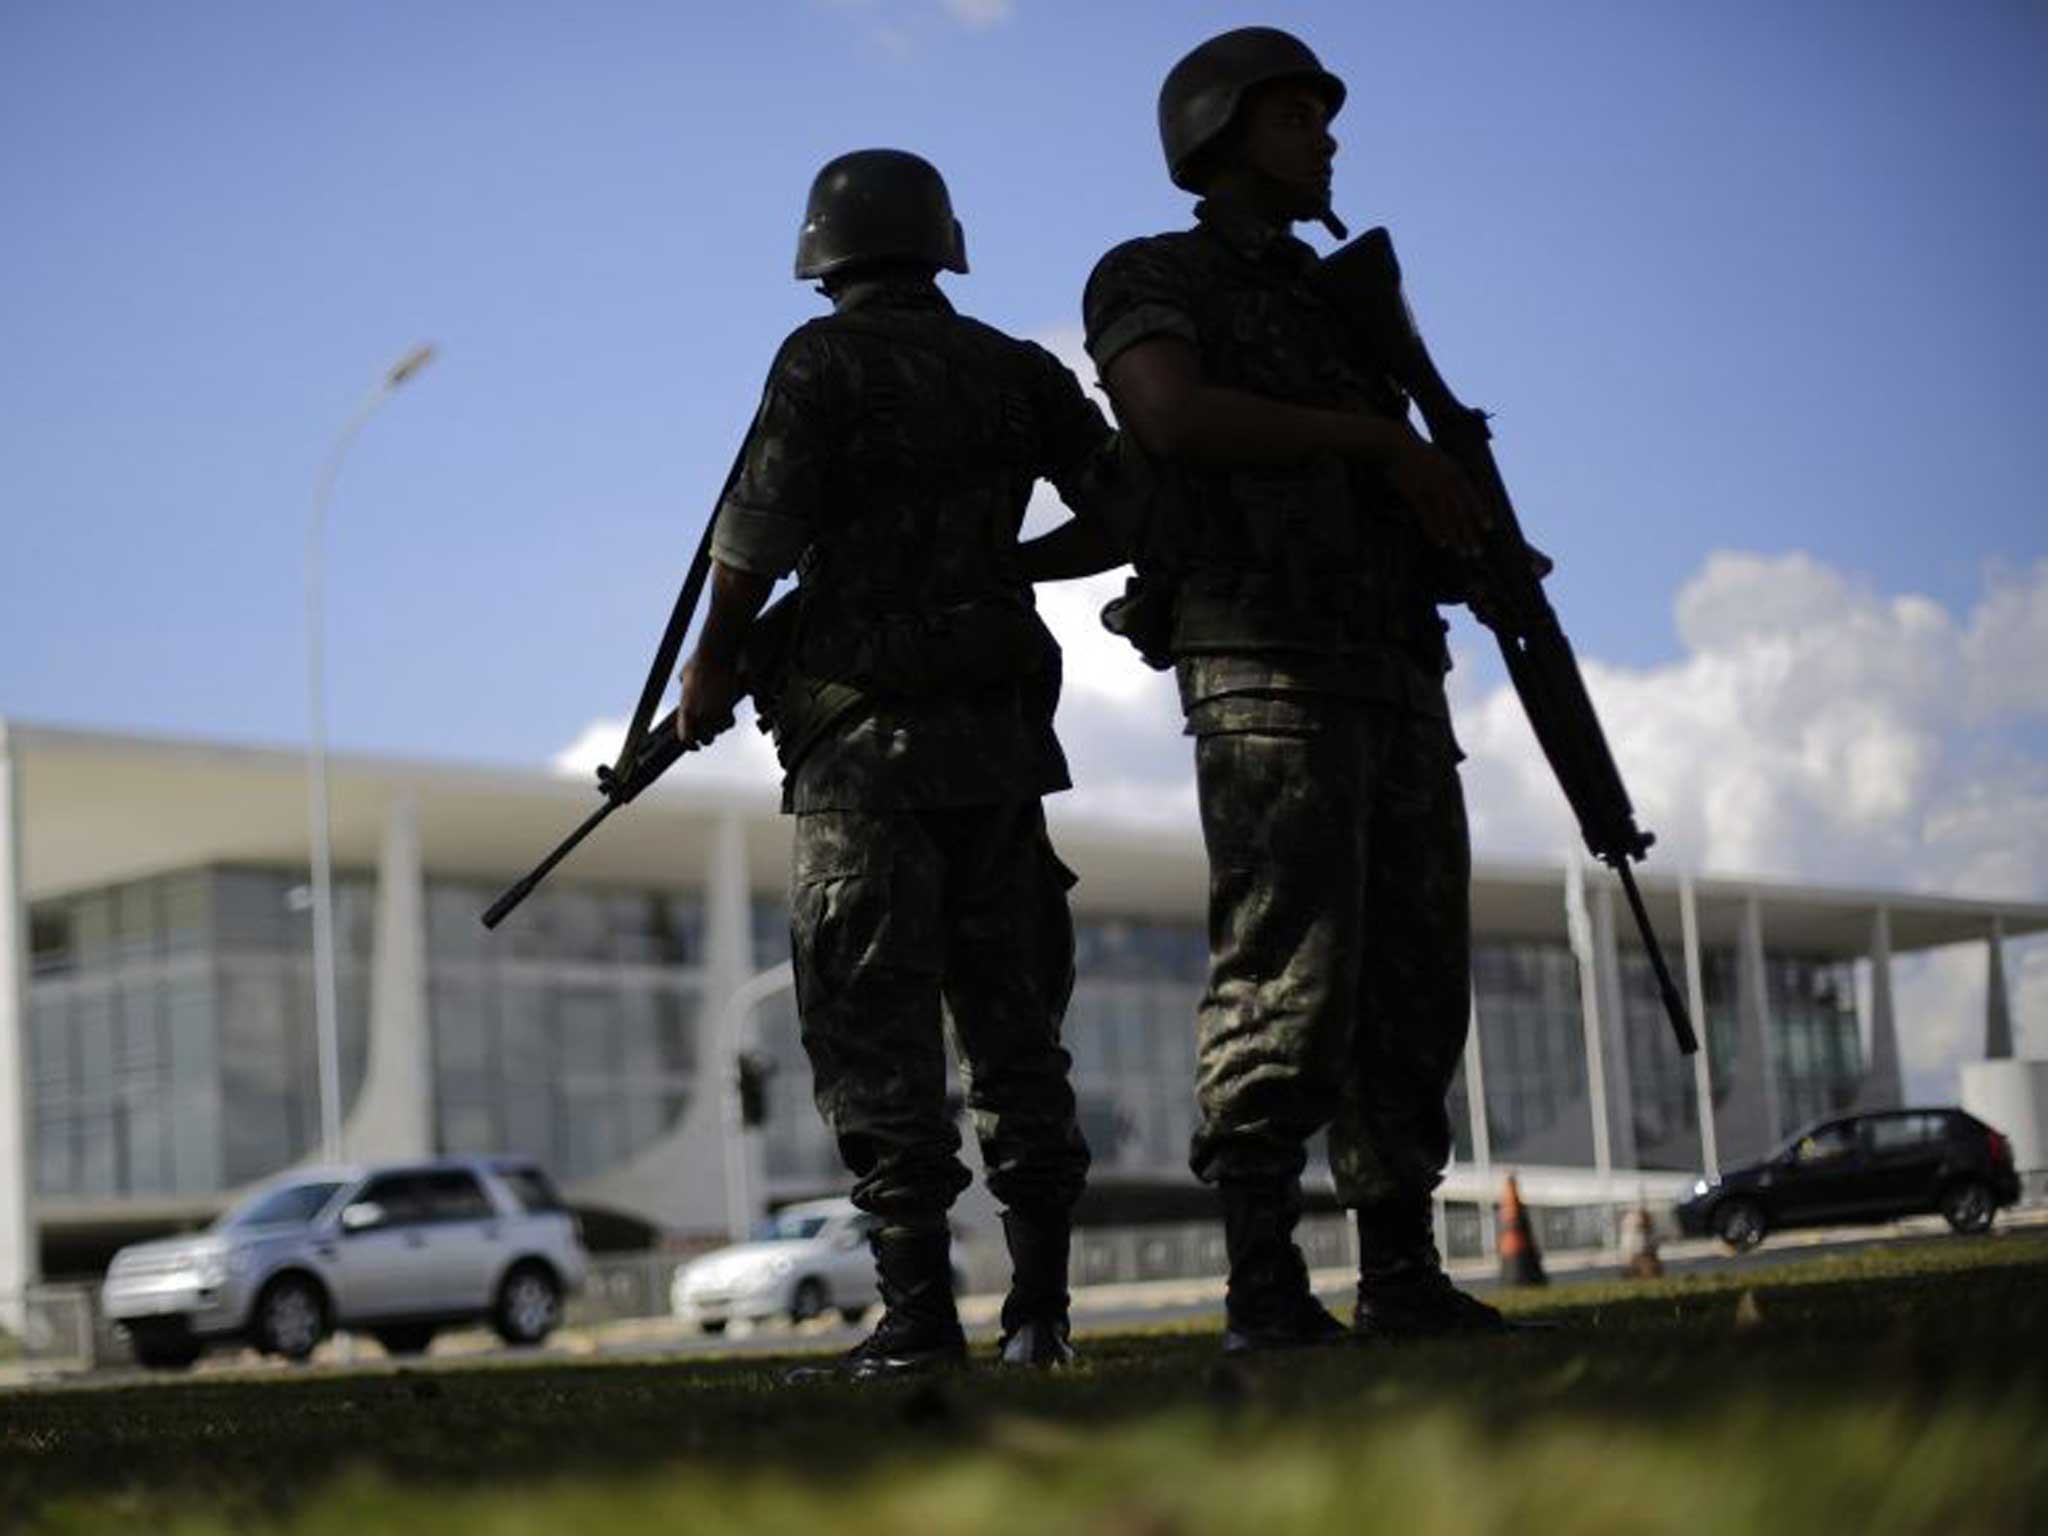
[1188,703,1471,1206]
[789,799,1092,1225]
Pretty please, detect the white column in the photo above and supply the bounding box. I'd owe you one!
[1565,857,1613,1184]
[1859,907,1903,1110]
[1986,916,2014,1061]
[1679,874,1718,1180]
[719,961,793,1242]
[0,721,36,1322]
[1590,881,1639,1170]
[1740,894,1783,1148]
[1463,988,1495,1261]
[704,813,756,1236]
[342,792,432,1161]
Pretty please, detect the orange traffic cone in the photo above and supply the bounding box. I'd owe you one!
[1497,1175,1548,1287]
[1621,1199,1664,1280]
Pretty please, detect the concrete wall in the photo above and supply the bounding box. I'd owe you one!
[1960,1059,2048,1173]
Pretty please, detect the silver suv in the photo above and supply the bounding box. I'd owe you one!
[101,1156,588,1370]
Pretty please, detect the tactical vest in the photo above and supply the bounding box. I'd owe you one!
[1119,226,1444,667]
[750,307,1061,769]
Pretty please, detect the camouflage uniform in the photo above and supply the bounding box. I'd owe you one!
[1084,197,1470,1208]
[710,278,1102,1226]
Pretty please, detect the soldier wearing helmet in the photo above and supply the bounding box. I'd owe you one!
[1081,28,1504,1350]
[678,149,1112,1377]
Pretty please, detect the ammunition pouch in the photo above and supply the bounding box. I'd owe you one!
[841,595,1058,700]
[1099,574,1176,672]
[754,588,1060,773]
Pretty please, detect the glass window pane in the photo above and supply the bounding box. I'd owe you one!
[219,967,294,1184]
[115,881,158,965]
[216,869,288,952]
[74,893,112,967]
[161,872,211,954]
[30,904,73,977]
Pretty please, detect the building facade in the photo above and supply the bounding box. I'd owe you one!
[2,721,2038,1289]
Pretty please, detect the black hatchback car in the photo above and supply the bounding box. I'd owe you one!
[1676,1108,2022,1251]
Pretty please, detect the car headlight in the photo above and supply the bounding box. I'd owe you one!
[1691,1179,1711,1197]
[191,1256,228,1289]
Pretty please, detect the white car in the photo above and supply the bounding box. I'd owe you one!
[671,1199,962,1333]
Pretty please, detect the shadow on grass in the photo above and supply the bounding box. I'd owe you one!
[3,1232,2045,1532]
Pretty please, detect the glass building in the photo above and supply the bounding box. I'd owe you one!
[4,722,2033,1290]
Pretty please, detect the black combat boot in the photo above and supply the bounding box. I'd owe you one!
[1351,1195,1507,1340]
[789,1223,966,1383]
[997,1207,1075,1367]
[1219,1181,1347,1354]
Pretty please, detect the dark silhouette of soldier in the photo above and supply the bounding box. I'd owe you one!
[678,150,1109,1376]
[1079,28,1505,1350]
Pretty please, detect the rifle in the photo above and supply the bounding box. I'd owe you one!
[481,437,751,931]
[1316,229,1698,1057]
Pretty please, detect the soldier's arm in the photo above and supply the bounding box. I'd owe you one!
[678,332,824,747]
[1101,335,1406,468]
[678,561,774,748]
[1017,355,1128,582]
[1017,516,1121,582]
[1103,337,1486,557]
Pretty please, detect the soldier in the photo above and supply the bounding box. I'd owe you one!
[1079,28,1506,1349]
[676,149,1108,1377]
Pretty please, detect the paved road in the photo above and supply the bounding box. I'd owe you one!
[12,1209,2043,1390]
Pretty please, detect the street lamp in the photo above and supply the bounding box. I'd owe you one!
[305,343,436,1166]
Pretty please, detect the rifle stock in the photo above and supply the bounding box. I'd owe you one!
[1318,229,1698,1056]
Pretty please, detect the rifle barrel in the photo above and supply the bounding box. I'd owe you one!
[1615,861,1699,1055]
[481,798,619,930]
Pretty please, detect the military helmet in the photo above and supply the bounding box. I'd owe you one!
[1157,27,1347,192]
[793,149,968,280]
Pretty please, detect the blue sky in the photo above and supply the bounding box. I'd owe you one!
[4,1,2042,766]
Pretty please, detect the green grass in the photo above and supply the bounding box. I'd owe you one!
[5,1233,2046,1534]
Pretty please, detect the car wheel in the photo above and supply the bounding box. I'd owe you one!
[699,1318,728,1336]
[838,1305,868,1326]
[1939,1179,1995,1235]
[1715,1198,1767,1252]
[129,1325,203,1371]
[373,1325,437,1358]
[493,1262,563,1346]
[789,1277,828,1324]
[252,1274,329,1363]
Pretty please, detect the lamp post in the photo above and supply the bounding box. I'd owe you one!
[306,343,436,1166]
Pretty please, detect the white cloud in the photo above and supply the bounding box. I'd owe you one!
[550,708,783,796]
[940,0,1013,27]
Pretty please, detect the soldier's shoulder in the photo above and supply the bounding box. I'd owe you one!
[944,312,1074,382]
[1089,228,1206,279]
[1085,229,1213,312]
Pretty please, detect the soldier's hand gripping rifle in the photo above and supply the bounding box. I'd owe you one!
[480,439,750,930]
[1317,229,1698,1056]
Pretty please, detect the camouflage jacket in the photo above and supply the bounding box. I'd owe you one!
[1083,197,1451,724]
[711,280,1114,811]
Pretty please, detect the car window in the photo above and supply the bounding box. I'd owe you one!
[499,1166,565,1213]
[755,1212,832,1241]
[218,1181,346,1230]
[354,1172,435,1227]
[420,1170,494,1222]
[1866,1115,1943,1153]
[1794,1124,1858,1165]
